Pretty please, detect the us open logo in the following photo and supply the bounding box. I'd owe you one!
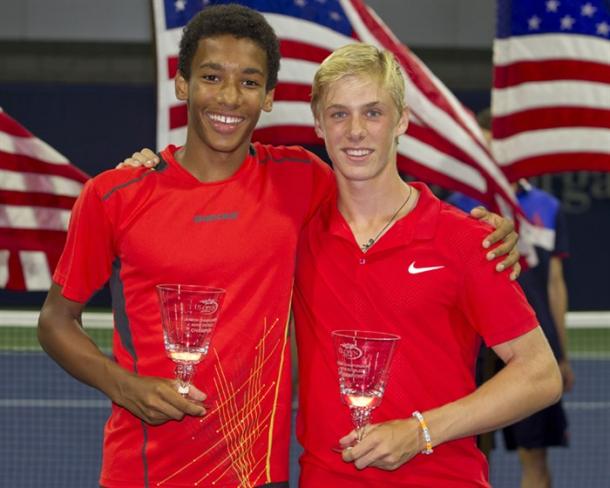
[195,299,219,315]
[339,343,363,360]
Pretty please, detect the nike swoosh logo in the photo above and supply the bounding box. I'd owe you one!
[408,262,445,274]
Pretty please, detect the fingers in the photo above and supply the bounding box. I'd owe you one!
[509,260,521,281]
[186,383,207,403]
[484,233,520,279]
[164,384,207,418]
[341,435,375,467]
[482,220,515,250]
[140,148,158,162]
[115,149,160,169]
[469,206,488,219]
[121,376,206,425]
[341,426,411,471]
[469,207,515,248]
[348,446,379,470]
[339,429,359,448]
[497,245,521,280]
[470,207,521,280]
[142,397,190,425]
[487,232,518,263]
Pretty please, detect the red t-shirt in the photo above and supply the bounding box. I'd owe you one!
[54,143,333,487]
[293,183,538,487]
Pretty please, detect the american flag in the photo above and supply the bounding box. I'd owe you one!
[492,0,610,181]
[0,108,88,291]
[152,0,520,215]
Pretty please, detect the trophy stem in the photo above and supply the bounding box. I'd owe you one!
[175,362,195,396]
[350,407,372,441]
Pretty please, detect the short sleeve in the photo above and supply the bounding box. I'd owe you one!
[53,179,116,303]
[457,224,539,347]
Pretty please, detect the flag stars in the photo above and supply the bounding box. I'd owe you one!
[581,2,597,17]
[560,15,575,30]
[329,11,342,21]
[528,16,542,30]
[546,0,560,12]
[174,0,186,12]
[597,21,610,36]
[294,0,307,7]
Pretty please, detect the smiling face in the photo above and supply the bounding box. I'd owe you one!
[175,35,274,165]
[314,74,408,185]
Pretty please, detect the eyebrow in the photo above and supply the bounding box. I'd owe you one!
[326,101,383,110]
[196,62,265,77]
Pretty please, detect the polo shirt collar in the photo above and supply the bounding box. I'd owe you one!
[323,182,441,251]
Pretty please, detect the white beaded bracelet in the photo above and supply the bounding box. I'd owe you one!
[412,410,434,455]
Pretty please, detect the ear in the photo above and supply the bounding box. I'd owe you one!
[395,105,409,137]
[175,72,189,101]
[262,88,275,113]
[314,116,324,139]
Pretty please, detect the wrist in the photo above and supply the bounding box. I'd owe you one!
[104,362,134,405]
[412,410,433,455]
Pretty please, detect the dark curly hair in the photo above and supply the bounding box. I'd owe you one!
[178,3,281,92]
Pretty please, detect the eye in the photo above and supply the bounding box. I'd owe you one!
[366,109,382,118]
[330,111,347,119]
[242,79,260,87]
[202,74,219,82]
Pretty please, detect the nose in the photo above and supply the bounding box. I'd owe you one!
[217,79,241,108]
[347,115,366,141]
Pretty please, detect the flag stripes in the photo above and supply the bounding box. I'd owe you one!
[0,108,88,290]
[492,0,610,179]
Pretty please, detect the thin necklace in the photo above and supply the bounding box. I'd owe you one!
[360,185,413,252]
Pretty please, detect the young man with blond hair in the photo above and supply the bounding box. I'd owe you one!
[292,43,562,487]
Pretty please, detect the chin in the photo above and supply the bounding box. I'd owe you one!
[337,170,377,183]
[201,132,248,153]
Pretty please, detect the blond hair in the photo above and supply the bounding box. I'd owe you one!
[311,43,406,118]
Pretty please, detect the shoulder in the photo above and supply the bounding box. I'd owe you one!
[438,200,491,233]
[86,167,156,202]
[436,200,492,254]
[253,143,330,170]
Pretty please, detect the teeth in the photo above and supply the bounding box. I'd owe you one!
[208,113,243,125]
[346,149,371,156]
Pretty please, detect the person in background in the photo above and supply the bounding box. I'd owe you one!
[448,108,573,488]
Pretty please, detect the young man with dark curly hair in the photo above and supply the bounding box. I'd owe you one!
[39,4,520,487]
[38,5,333,487]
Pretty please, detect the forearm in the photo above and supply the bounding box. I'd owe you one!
[38,284,207,425]
[423,328,562,447]
[37,290,130,403]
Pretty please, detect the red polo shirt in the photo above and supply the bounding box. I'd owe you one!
[54,143,333,487]
[293,182,538,487]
